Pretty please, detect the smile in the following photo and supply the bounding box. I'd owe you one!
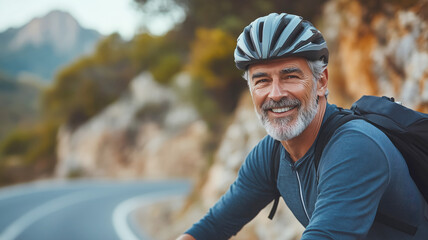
[270,106,296,113]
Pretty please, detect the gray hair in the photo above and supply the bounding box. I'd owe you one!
[307,60,329,97]
[243,60,329,96]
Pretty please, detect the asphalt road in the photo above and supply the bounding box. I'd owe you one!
[0,179,191,240]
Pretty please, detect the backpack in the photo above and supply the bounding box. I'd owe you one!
[268,95,428,235]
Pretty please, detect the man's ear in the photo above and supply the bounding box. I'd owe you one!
[317,68,328,97]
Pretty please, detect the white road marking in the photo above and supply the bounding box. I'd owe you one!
[0,190,109,240]
[112,188,189,240]
[0,181,68,202]
[0,179,113,202]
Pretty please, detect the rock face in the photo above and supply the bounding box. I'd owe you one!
[324,0,428,112]
[56,72,208,180]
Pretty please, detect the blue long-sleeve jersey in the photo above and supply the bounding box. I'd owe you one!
[186,103,428,239]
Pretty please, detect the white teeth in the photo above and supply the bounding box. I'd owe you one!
[271,106,294,113]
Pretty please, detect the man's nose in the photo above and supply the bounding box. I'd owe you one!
[268,80,286,102]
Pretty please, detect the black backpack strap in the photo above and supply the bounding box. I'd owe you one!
[375,212,417,235]
[314,110,359,172]
[268,140,281,220]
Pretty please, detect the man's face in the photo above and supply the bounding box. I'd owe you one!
[248,57,319,141]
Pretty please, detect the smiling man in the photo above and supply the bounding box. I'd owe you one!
[177,13,428,240]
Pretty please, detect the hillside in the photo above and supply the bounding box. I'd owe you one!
[0,74,40,141]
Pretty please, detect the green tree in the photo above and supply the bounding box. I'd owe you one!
[43,34,135,129]
[187,28,246,127]
[130,32,185,85]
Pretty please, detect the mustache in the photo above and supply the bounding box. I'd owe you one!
[261,97,301,111]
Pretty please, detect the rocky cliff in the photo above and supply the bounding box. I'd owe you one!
[56,72,208,180]
[324,0,428,112]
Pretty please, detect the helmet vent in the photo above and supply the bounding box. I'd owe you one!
[312,35,324,44]
[244,28,256,52]
[271,18,289,52]
[258,22,264,42]
[236,47,245,56]
[285,25,304,48]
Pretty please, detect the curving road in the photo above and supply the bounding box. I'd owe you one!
[0,179,191,240]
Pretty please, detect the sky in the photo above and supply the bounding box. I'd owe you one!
[0,0,184,39]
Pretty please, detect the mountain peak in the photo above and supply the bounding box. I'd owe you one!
[44,9,76,19]
[0,10,102,81]
[9,10,87,54]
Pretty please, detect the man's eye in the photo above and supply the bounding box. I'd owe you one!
[285,75,299,79]
[255,79,268,85]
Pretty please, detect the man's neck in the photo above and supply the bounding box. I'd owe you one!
[281,97,327,162]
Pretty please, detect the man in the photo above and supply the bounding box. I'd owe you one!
[177,13,428,240]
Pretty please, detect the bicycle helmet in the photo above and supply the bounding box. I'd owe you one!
[234,13,329,70]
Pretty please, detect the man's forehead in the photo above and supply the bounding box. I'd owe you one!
[249,57,309,75]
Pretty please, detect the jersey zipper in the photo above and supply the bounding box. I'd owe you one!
[295,169,310,221]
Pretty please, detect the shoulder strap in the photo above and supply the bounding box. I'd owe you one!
[268,140,281,220]
[313,111,359,172]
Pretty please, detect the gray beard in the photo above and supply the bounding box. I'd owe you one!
[256,90,318,141]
